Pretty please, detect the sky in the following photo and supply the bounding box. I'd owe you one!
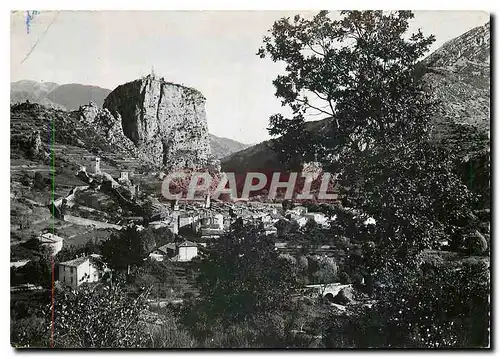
[10,10,490,144]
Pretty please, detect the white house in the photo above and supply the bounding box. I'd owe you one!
[92,157,101,174]
[149,243,176,262]
[58,256,100,289]
[264,225,278,236]
[178,213,200,231]
[176,240,199,262]
[199,213,225,238]
[119,171,129,181]
[201,214,224,230]
[38,233,64,256]
[292,206,308,215]
[149,241,199,262]
[293,216,309,228]
[304,212,328,226]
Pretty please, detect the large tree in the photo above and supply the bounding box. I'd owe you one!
[100,225,175,274]
[181,221,296,343]
[258,10,479,253]
[258,10,488,348]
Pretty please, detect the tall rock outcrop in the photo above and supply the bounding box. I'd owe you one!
[103,74,216,171]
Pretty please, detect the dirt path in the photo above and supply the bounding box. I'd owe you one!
[64,214,122,230]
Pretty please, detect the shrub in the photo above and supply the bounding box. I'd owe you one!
[352,273,364,289]
[33,172,46,190]
[339,272,350,284]
[11,317,49,348]
[467,231,488,255]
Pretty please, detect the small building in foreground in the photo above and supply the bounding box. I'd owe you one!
[58,256,100,289]
[176,240,199,261]
[149,240,199,262]
[38,232,64,256]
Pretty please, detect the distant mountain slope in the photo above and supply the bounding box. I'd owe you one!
[220,139,280,173]
[423,22,490,207]
[210,134,251,159]
[46,84,112,110]
[10,80,63,109]
[221,118,332,173]
[10,81,111,110]
[10,80,59,97]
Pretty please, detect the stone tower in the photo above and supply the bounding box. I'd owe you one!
[93,157,101,174]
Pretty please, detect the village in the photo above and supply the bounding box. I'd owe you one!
[11,155,366,309]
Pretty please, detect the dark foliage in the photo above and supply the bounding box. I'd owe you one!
[181,222,296,343]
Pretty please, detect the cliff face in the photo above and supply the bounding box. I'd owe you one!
[103,75,215,171]
[423,22,490,145]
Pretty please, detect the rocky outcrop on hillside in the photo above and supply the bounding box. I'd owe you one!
[11,80,247,160]
[77,102,138,155]
[103,74,217,171]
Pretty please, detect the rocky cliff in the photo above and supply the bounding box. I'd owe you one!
[103,75,216,171]
[11,80,249,159]
[423,21,490,150]
[77,102,139,156]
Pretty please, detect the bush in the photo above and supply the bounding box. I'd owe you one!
[11,317,49,348]
[467,231,488,255]
[33,172,46,190]
[312,257,338,284]
[352,273,364,289]
[146,313,196,348]
[339,272,350,284]
[53,284,149,348]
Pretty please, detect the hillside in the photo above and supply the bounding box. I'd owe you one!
[10,80,64,110]
[46,84,112,110]
[209,134,251,159]
[423,22,490,157]
[10,102,156,246]
[221,118,332,173]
